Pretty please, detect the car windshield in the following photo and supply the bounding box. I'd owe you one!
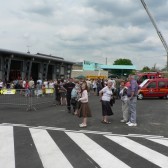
[139,79,149,88]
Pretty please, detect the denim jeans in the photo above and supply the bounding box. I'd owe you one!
[128,96,137,123]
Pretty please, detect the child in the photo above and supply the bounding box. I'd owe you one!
[78,81,92,127]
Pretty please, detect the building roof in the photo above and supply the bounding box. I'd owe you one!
[100,65,136,70]
[0,48,74,64]
[82,60,136,71]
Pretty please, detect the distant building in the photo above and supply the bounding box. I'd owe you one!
[72,61,108,79]
[72,60,136,79]
[0,48,74,82]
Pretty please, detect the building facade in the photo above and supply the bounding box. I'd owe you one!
[71,61,136,78]
[0,49,73,82]
[72,61,108,79]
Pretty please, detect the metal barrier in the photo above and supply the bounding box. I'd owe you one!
[0,88,56,111]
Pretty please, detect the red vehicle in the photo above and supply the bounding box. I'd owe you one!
[137,78,168,99]
[135,72,163,84]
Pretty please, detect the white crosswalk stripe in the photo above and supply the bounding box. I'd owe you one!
[66,132,130,168]
[29,128,73,168]
[1,125,168,168]
[0,126,15,168]
[147,138,168,147]
[105,135,168,168]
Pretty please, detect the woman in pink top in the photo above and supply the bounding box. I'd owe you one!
[78,81,92,128]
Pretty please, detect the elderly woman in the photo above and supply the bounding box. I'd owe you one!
[99,79,114,124]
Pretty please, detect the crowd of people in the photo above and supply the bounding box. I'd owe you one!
[54,75,139,128]
[0,75,139,127]
[0,78,55,97]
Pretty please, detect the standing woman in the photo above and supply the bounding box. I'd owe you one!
[119,81,129,123]
[92,79,97,95]
[78,81,92,128]
[54,80,61,105]
[99,80,113,124]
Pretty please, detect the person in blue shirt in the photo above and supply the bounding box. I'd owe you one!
[126,75,139,127]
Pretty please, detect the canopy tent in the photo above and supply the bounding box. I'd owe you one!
[75,75,86,79]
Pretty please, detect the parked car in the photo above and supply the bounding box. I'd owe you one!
[137,78,168,100]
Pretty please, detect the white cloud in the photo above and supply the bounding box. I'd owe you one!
[0,0,168,69]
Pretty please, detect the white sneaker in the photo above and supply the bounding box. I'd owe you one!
[128,122,137,127]
[79,123,87,128]
[126,121,131,125]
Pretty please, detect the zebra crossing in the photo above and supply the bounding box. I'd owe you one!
[0,124,168,168]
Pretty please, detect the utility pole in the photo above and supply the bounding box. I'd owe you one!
[140,0,168,71]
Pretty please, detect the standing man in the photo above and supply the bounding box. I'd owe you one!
[96,78,102,96]
[86,78,91,96]
[37,78,42,88]
[127,75,139,127]
[63,78,75,113]
[29,77,35,96]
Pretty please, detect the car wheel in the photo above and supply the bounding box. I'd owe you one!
[137,93,143,100]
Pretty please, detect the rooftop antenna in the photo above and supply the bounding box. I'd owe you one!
[140,0,168,71]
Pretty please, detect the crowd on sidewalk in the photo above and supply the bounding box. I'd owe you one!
[54,75,139,128]
[0,75,139,127]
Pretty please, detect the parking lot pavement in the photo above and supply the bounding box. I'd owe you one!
[1,94,168,168]
[1,124,168,168]
[0,94,168,138]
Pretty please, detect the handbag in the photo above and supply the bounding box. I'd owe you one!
[110,96,115,106]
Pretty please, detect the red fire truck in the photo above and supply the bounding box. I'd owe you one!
[135,72,163,84]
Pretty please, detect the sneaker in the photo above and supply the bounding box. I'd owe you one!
[128,122,137,127]
[79,123,87,128]
[120,119,127,123]
[126,121,131,125]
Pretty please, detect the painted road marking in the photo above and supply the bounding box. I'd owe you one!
[147,138,168,147]
[105,135,168,168]
[0,125,168,168]
[0,126,15,168]
[29,128,73,168]
[1,122,167,140]
[66,132,130,168]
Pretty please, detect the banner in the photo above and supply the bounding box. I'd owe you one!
[0,89,16,95]
[45,89,54,94]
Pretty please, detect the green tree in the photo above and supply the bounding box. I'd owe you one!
[112,58,133,76]
[113,58,133,65]
[141,66,151,72]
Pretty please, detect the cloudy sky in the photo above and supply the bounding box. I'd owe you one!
[0,0,168,69]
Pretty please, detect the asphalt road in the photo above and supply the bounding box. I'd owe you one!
[0,94,168,168]
[0,94,168,136]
